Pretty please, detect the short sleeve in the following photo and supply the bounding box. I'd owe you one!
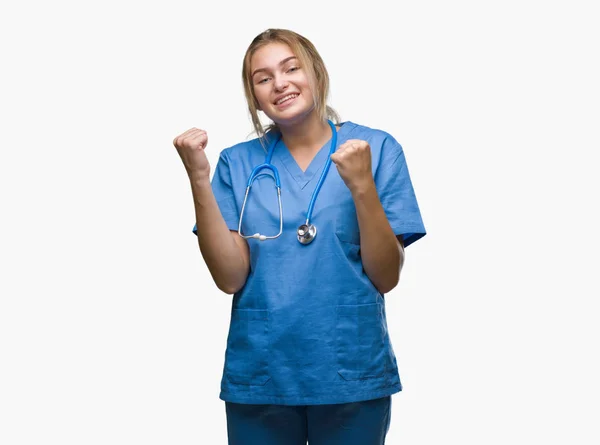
[375,136,426,248]
[192,150,239,235]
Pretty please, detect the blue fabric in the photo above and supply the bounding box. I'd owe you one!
[195,121,426,405]
[225,396,391,445]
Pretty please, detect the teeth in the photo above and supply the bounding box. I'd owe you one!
[276,94,298,105]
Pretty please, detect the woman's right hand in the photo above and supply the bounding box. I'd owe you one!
[173,128,210,180]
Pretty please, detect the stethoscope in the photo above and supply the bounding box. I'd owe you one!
[238,120,338,245]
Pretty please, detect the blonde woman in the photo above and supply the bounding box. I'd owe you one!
[173,28,426,445]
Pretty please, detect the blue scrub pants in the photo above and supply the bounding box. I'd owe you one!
[225,396,391,445]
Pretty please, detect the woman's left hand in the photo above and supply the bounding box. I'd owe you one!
[330,139,374,194]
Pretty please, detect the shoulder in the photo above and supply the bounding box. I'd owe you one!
[219,136,265,161]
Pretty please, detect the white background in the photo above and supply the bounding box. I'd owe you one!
[1,0,599,443]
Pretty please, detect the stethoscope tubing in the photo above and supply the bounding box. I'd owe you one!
[238,120,337,242]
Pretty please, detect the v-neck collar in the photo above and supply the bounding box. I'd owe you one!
[275,122,348,190]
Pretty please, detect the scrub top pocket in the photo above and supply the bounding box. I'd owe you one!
[336,303,386,381]
[334,199,361,246]
[225,309,271,386]
[335,220,361,245]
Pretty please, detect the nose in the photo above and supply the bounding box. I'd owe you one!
[273,75,289,92]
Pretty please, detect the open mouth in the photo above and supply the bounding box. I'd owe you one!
[274,93,299,106]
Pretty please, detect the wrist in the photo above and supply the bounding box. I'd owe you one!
[349,177,376,198]
[189,173,212,189]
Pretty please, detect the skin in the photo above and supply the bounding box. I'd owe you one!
[251,43,333,170]
[173,42,404,295]
[331,140,405,294]
[173,128,250,294]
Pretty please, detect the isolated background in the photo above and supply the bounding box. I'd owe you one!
[1,0,599,443]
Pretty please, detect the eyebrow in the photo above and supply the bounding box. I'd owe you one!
[251,56,298,78]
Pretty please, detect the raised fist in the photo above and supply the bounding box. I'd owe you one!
[173,128,210,179]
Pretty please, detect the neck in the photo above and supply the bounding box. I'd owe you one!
[278,112,332,153]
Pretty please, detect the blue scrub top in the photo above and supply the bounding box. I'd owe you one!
[193,121,426,405]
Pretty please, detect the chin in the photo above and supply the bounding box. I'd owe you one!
[268,105,315,127]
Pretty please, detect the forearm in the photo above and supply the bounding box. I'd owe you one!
[190,175,249,294]
[353,181,404,294]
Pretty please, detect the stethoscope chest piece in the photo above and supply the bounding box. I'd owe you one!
[297,223,317,245]
[239,120,338,246]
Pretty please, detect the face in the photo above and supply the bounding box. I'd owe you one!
[249,43,315,126]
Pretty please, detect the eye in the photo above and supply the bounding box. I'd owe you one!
[257,77,270,84]
[287,66,299,73]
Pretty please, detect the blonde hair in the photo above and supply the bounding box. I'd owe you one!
[242,28,340,139]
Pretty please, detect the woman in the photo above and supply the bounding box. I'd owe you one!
[173,28,426,445]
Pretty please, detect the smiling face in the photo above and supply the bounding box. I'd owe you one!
[249,43,316,127]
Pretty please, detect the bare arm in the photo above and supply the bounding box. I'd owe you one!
[331,138,404,294]
[190,175,250,294]
[352,182,404,294]
[173,127,249,295]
